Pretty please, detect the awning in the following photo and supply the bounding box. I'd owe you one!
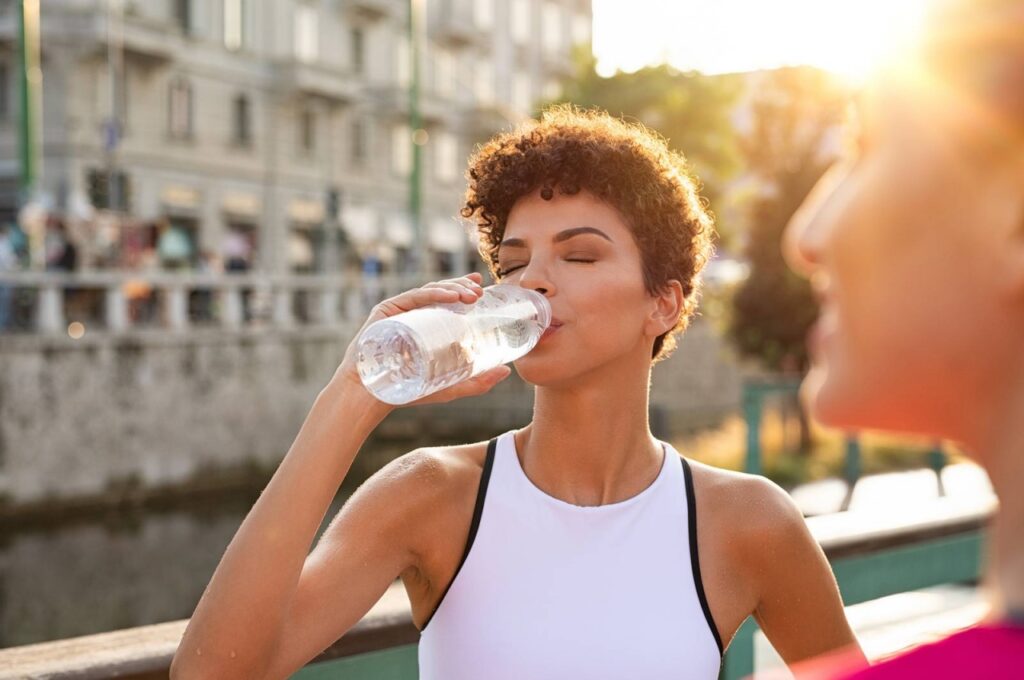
[221,192,261,219]
[385,213,414,247]
[288,198,324,225]
[160,185,201,215]
[289,231,315,267]
[430,217,467,252]
[342,204,378,243]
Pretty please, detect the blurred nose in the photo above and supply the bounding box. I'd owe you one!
[783,160,850,278]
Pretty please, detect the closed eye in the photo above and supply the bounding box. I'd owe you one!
[497,259,596,278]
[496,264,525,278]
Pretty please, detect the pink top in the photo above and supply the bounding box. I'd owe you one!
[842,623,1024,679]
[795,623,1024,679]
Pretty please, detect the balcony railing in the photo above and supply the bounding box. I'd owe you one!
[0,271,433,337]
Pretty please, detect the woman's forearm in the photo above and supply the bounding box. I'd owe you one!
[171,377,391,679]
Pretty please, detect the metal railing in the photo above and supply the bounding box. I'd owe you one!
[743,378,949,508]
[0,497,992,680]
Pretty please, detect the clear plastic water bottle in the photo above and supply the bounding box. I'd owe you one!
[355,284,552,405]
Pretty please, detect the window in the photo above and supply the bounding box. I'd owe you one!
[174,0,191,35]
[233,94,251,146]
[391,124,411,176]
[511,0,530,45]
[543,78,560,101]
[474,59,494,105]
[168,77,193,139]
[513,73,532,113]
[294,4,318,64]
[350,27,365,74]
[299,108,316,154]
[395,35,410,88]
[542,3,562,54]
[473,0,493,30]
[435,132,459,183]
[0,61,9,121]
[224,0,245,51]
[572,12,591,46]
[86,168,132,212]
[433,48,454,96]
[351,118,368,167]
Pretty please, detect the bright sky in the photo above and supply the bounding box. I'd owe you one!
[592,0,933,81]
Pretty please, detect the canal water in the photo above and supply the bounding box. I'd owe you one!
[0,467,365,648]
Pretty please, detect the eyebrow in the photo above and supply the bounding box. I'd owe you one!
[499,226,613,250]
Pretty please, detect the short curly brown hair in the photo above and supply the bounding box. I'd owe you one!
[461,105,715,363]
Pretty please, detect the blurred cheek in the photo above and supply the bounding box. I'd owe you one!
[807,155,989,433]
[801,165,897,420]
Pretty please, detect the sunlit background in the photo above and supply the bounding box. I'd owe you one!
[593,0,932,81]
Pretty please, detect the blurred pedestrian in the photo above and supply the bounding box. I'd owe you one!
[191,249,221,324]
[784,0,1024,677]
[223,227,255,320]
[44,216,77,273]
[223,226,253,273]
[0,223,19,331]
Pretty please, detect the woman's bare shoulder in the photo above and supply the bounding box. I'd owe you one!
[352,440,492,528]
[684,457,806,544]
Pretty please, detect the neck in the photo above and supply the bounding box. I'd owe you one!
[516,351,663,507]
[961,367,1024,620]
[983,449,1024,619]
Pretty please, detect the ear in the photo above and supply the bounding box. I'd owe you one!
[645,280,685,338]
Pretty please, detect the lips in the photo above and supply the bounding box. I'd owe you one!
[808,310,836,358]
[540,320,563,342]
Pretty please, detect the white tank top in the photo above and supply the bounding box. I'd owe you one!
[417,430,723,679]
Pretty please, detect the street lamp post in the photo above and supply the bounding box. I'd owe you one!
[408,0,428,278]
[106,0,124,212]
[17,0,40,198]
[17,0,44,270]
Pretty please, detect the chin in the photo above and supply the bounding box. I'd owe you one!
[512,348,601,390]
[512,358,576,389]
[802,361,895,433]
[803,364,949,441]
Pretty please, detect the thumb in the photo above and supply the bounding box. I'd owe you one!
[465,365,513,393]
[420,364,513,404]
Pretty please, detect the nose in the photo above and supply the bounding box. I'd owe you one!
[517,259,556,298]
[782,160,850,278]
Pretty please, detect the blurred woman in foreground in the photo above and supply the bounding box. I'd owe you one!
[785,0,1024,676]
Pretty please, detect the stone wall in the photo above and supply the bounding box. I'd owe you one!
[0,319,742,507]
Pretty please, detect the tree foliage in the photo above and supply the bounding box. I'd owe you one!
[551,54,744,240]
[729,67,850,371]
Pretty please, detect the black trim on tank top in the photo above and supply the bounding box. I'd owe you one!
[419,437,497,632]
[681,456,725,657]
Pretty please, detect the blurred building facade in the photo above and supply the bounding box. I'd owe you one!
[0,0,592,275]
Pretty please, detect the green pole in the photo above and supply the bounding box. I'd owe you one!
[17,0,41,200]
[844,435,862,487]
[928,440,947,497]
[743,384,763,476]
[408,0,425,278]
